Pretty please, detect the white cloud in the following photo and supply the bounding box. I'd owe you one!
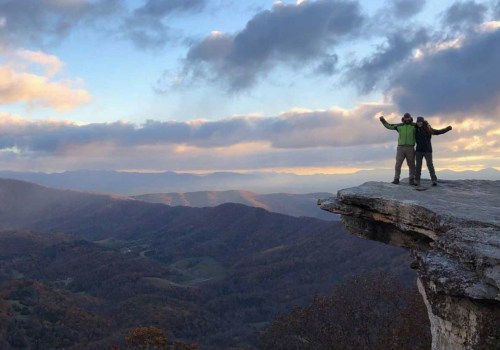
[0,49,90,111]
[388,27,500,117]
[478,21,500,32]
[16,49,65,77]
[0,103,497,173]
[181,0,364,90]
[0,66,90,111]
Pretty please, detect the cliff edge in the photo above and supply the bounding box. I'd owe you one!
[319,180,500,350]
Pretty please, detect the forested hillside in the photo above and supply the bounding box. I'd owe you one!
[0,179,413,349]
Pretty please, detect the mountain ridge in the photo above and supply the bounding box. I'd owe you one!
[0,168,497,195]
[132,190,336,221]
[0,178,413,349]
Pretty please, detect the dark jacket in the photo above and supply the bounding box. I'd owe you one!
[415,123,452,152]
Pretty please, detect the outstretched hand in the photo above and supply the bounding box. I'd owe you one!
[379,116,385,121]
[447,125,453,130]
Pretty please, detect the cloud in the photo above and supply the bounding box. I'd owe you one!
[0,108,497,173]
[180,0,364,90]
[388,27,500,117]
[123,0,207,49]
[346,28,428,93]
[0,0,205,50]
[315,54,339,75]
[0,104,396,155]
[0,67,90,111]
[443,1,488,31]
[134,0,206,16]
[16,50,65,77]
[389,0,426,19]
[122,17,171,50]
[0,0,121,47]
[0,50,90,111]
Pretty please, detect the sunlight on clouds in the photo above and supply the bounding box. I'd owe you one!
[447,118,495,132]
[284,107,316,114]
[0,113,77,124]
[478,21,500,32]
[436,155,500,169]
[17,50,64,77]
[174,144,198,154]
[209,31,225,38]
[487,128,500,137]
[186,118,210,125]
[0,48,90,111]
[0,66,90,111]
[174,142,272,155]
[0,112,28,126]
[441,135,497,153]
[0,103,497,174]
[414,37,463,60]
[462,136,496,151]
[0,146,20,154]
[274,0,306,8]
[415,22,499,60]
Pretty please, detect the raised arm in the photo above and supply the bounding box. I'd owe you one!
[434,125,452,135]
[379,116,397,130]
[429,125,452,135]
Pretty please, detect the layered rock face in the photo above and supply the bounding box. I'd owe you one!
[319,180,500,350]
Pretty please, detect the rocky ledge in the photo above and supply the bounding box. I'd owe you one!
[319,180,500,350]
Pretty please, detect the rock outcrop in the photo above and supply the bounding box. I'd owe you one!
[319,180,500,350]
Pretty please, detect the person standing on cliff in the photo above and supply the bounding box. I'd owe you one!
[414,116,452,186]
[379,113,416,185]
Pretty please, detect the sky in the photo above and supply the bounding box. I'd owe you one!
[0,0,499,174]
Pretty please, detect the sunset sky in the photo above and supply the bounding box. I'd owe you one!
[0,0,499,174]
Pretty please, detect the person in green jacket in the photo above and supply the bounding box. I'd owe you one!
[379,113,416,185]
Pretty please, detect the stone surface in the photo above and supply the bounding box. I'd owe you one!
[319,180,500,350]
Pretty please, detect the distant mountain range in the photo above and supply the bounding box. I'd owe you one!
[133,190,337,221]
[0,167,498,195]
[0,178,412,349]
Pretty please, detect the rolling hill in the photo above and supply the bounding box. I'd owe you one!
[0,178,413,349]
[133,190,337,221]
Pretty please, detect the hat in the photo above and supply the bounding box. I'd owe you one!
[416,116,425,122]
[403,113,411,119]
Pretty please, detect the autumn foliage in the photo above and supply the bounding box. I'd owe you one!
[260,272,431,350]
[124,326,198,350]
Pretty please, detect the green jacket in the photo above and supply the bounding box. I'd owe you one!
[381,119,416,146]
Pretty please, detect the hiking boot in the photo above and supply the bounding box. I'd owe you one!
[391,179,399,184]
[432,180,438,186]
[409,179,416,186]
[414,180,420,186]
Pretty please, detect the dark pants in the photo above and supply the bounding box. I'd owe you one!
[415,151,437,181]
[394,146,415,180]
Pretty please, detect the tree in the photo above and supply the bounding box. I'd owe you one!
[260,272,431,350]
[123,326,198,350]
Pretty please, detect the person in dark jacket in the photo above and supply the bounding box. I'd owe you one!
[414,116,452,186]
[380,113,416,185]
